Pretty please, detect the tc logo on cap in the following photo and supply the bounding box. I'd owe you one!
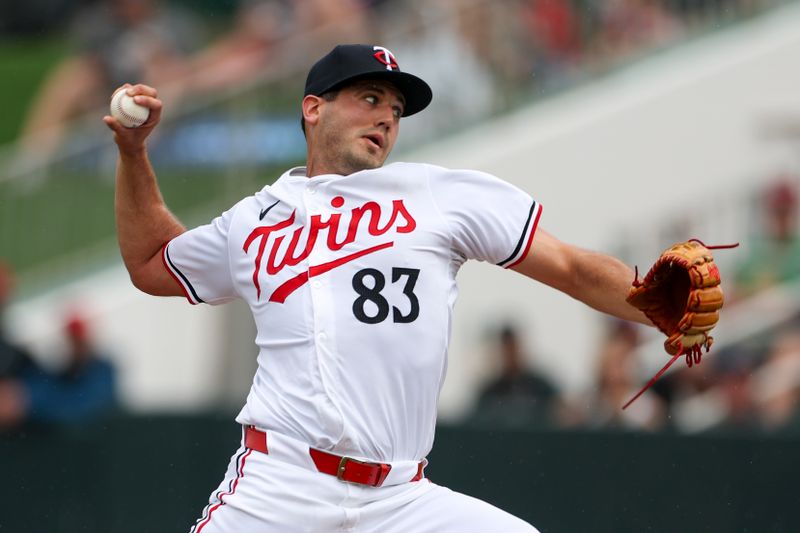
[373,46,399,71]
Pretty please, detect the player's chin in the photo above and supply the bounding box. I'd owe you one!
[343,151,385,174]
[361,156,386,172]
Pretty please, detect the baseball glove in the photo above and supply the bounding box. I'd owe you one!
[627,239,726,367]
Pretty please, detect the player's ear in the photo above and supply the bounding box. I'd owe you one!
[302,95,323,129]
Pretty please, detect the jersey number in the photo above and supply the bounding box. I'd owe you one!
[352,268,420,324]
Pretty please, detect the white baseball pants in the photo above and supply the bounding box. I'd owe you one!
[189,433,539,533]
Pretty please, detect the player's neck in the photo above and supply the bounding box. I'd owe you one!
[305,159,375,178]
[305,160,329,178]
[305,151,331,177]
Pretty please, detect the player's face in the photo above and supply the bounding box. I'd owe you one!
[314,80,405,175]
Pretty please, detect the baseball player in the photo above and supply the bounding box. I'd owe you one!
[104,44,652,532]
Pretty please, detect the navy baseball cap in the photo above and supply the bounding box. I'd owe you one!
[304,44,432,117]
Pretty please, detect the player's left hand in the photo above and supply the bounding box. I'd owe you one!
[621,239,738,410]
[627,239,733,366]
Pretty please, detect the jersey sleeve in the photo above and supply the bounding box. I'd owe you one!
[162,206,239,305]
[427,165,542,267]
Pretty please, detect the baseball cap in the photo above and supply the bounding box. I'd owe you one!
[765,178,797,211]
[304,44,432,117]
[64,311,89,342]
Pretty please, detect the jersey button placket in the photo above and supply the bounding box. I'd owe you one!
[305,182,337,347]
[304,184,344,431]
[304,183,325,346]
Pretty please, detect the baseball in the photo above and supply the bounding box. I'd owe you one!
[110,89,150,128]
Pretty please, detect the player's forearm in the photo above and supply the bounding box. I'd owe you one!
[569,250,652,326]
[114,149,185,281]
[104,84,186,296]
[515,231,652,326]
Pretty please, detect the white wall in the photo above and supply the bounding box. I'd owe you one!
[8,3,800,419]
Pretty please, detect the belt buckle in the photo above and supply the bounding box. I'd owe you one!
[336,455,365,481]
[336,456,391,487]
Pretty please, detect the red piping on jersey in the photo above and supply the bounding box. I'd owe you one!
[195,449,253,532]
[505,205,542,269]
[269,241,394,303]
[161,244,198,305]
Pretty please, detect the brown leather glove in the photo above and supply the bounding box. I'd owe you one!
[627,240,724,366]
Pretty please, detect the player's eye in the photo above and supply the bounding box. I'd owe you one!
[365,95,378,104]
[392,106,402,119]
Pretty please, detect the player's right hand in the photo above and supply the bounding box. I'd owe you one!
[103,83,163,154]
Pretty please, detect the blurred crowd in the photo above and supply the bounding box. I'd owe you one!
[472,175,800,436]
[473,316,800,436]
[0,262,117,434]
[7,0,777,166]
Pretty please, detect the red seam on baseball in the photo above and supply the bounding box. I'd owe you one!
[115,96,147,125]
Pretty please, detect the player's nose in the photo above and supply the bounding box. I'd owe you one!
[373,104,396,129]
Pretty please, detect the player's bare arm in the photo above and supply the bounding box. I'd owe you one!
[511,229,652,326]
[103,83,185,297]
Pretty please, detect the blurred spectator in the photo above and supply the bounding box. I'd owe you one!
[1,270,118,429]
[521,0,581,61]
[472,323,558,428]
[181,0,373,101]
[183,0,295,95]
[665,0,748,25]
[733,177,800,297]
[519,0,582,88]
[389,1,495,143]
[0,261,40,380]
[292,0,372,56]
[586,0,683,65]
[651,352,720,433]
[24,310,118,425]
[0,261,44,431]
[657,333,800,435]
[701,349,758,433]
[752,329,800,434]
[656,345,758,434]
[0,380,28,431]
[14,0,201,169]
[454,0,531,94]
[562,321,666,431]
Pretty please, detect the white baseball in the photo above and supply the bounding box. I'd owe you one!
[110,89,150,128]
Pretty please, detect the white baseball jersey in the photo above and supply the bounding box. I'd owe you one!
[163,161,541,463]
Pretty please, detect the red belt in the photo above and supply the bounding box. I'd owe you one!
[244,426,424,488]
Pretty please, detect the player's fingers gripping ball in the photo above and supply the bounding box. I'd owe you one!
[627,239,727,367]
[110,88,150,128]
